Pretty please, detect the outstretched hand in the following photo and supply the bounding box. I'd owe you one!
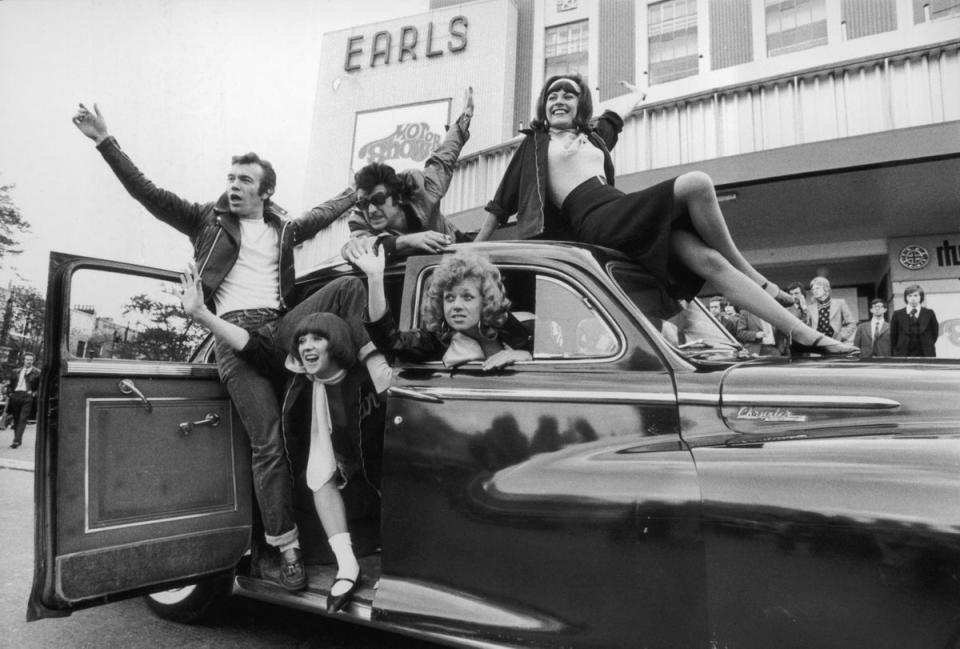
[348,248,385,278]
[72,103,109,143]
[607,81,648,120]
[481,349,532,371]
[178,261,207,318]
[463,86,474,118]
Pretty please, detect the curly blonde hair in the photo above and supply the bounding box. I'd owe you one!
[420,250,511,339]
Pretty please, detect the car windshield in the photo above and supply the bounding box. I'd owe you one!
[608,263,744,360]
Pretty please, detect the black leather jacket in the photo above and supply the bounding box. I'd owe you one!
[484,110,623,240]
[97,137,353,312]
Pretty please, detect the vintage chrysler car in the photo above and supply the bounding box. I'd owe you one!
[29,242,960,649]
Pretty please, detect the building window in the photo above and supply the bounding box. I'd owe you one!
[913,0,960,22]
[545,20,589,80]
[842,0,896,39]
[765,0,828,57]
[648,0,699,85]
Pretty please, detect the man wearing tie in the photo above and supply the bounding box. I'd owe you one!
[854,299,891,358]
[890,284,939,357]
[5,352,41,449]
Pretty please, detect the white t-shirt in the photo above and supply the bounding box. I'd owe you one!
[214,218,281,315]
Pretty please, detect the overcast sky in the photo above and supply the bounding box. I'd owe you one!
[0,0,428,290]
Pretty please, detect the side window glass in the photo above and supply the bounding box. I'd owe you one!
[530,275,619,359]
[68,268,209,363]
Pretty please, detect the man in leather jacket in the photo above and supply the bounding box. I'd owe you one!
[71,103,387,592]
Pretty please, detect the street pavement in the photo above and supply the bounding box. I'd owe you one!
[0,422,35,472]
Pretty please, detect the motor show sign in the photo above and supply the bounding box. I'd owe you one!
[351,99,451,174]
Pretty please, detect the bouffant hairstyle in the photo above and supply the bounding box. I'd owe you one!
[231,152,276,198]
[903,284,925,302]
[288,313,356,370]
[420,250,511,339]
[531,73,594,132]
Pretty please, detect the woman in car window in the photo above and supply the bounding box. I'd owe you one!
[350,248,533,369]
[179,262,370,613]
[475,74,855,355]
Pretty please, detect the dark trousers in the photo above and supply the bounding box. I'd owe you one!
[8,392,34,444]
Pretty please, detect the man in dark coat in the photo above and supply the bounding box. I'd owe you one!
[890,284,939,357]
[6,352,41,448]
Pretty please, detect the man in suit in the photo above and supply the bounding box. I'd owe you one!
[736,309,782,356]
[890,284,939,357]
[6,352,41,449]
[854,298,892,358]
[808,277,856,344]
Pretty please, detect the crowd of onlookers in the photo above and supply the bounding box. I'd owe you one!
[708,278,939,358]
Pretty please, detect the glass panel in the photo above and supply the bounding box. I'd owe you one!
[545,19,589,78]
[648,0,699,84]
[531,275,619,359]
[766,0,828,56]
[609,265,742,360]
[68,268,208,363]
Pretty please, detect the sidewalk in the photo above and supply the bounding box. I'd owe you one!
[0,422,35,472]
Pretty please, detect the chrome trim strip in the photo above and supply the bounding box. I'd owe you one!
[67,360,218,378]
[722,394,901,409]
[677,392,721,406]
[397,387,676,404]
[84,397,239,534]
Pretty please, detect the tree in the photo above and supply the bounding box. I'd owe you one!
[0,183,30,265]
[116,292,206,362]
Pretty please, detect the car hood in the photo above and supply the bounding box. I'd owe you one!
[719,358,960,438]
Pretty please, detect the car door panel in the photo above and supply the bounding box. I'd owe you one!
[30,255,252,617]
[374,254,707,649]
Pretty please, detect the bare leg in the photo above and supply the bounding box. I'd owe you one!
[674,172,783,297]
[312,479,361,602]
[669,230,855,351]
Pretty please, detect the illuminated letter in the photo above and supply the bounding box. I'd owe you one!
[344,35,364,72]
[449,15,468,52]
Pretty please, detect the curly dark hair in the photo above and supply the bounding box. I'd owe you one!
[420,251,511,339]
[531,73,594,132]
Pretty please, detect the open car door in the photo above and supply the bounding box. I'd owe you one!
[29,253,252,620]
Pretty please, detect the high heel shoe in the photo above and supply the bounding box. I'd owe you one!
[762,280,796,307]
[793,335,859,356]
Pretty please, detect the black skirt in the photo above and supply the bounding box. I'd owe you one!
[561,176,704,301]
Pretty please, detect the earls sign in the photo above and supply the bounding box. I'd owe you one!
[344,16,468,72]
[889,234,960,281]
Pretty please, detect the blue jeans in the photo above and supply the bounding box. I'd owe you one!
[215,276,374,547]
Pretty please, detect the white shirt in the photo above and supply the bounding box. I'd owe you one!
[15,368,29,392]
[214,219,281,315]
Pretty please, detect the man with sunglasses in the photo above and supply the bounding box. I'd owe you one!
[340,89,474,262]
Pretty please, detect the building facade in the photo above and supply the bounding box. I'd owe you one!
[299,0,960,357]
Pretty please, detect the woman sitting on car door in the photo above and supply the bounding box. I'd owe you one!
[179,261,373,613]
[349,248,533,369]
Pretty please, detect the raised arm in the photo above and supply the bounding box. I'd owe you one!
[348,249,387,322]
[179,261,250,351]
[420,87,474,207]
[72,103,206,238]
[292,185,358,245]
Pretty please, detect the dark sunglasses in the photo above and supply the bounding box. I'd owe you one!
[356,192,391,211]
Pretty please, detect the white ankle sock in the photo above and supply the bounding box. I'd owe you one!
[328,532,360,595]
[279,539,300,554]
[364,352,392,394]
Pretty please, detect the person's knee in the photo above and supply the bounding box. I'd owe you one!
[676,171,715,203]
[697,247,731,276]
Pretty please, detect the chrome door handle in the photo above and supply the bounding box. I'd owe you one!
[118,379,152,413]
[178,413,221,436]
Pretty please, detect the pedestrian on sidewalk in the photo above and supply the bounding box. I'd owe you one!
[6,352,40,449]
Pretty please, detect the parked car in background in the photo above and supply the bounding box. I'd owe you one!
[29,242,960,649]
